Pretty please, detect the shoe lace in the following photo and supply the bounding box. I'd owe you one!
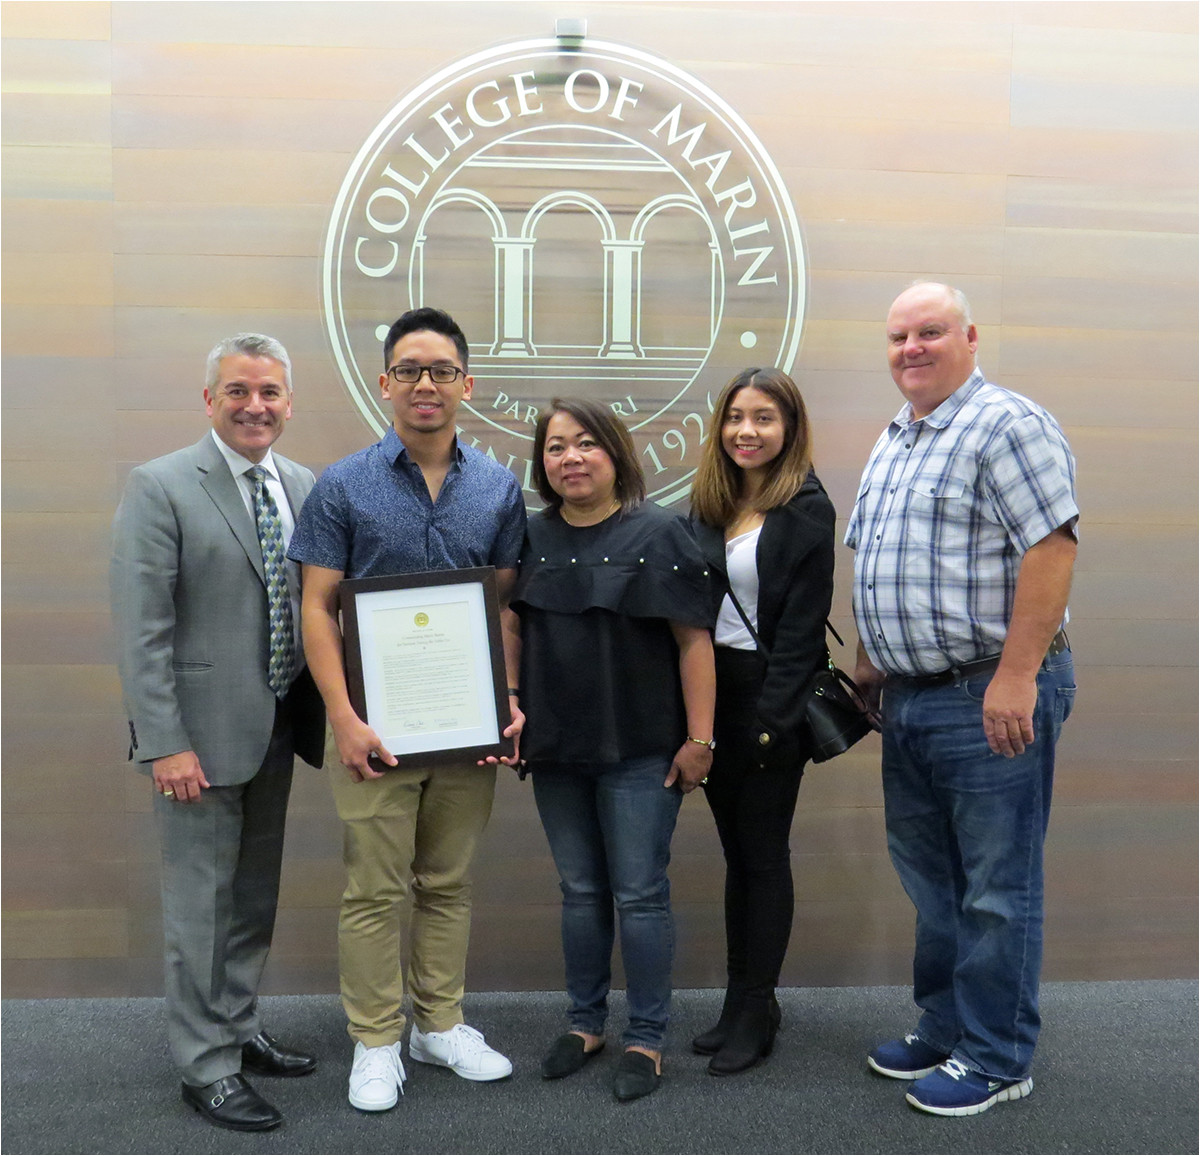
[359,1046,405,1085]
[940,1058,970,1081]
[445,1023,487,1062]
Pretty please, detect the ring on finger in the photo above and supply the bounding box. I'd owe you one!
[163,789,175,797]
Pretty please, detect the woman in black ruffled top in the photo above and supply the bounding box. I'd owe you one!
[510,397,715,1103]
[689,368,836,1076]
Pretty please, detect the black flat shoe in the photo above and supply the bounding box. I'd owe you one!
[613,1050,660,1102]
[541,1032,605,1079]
[182,1074,282,1131]
[241,1030,317,1077]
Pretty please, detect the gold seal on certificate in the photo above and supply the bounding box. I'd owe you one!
[339,567,514,767]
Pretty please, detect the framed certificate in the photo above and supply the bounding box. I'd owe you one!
[339,567,514,768]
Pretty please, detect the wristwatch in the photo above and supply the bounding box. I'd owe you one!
[687,735,716,751]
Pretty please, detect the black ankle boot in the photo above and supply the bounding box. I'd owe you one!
[691,988,745,1055]
[707,996,778,1076]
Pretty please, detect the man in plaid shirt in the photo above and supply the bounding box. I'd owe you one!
[846,282,1078,1118]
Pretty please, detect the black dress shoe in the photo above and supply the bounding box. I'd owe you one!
[541,1032,605,1079]
[241,1031,317,1077]
[613,1050,661,1102]
[181,1074,282,1132]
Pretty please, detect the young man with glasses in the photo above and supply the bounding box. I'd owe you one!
[289,308,526,1110]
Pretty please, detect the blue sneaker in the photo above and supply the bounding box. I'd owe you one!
[867,1033,951,1080]
[906,1059,1033,1116]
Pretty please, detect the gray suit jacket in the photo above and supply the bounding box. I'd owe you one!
[110,435,325,783]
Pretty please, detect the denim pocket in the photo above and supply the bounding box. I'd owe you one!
[960,672,994,704]
[1056,684,1076,723]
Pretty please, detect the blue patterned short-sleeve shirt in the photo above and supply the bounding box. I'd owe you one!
[845,370,1078,676]
[288,427,526,579]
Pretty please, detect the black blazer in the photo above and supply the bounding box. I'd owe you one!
[692,470,836,765]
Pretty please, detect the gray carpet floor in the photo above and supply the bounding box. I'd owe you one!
[2,981,1196,1155]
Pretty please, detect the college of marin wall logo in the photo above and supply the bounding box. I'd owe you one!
[322,33,806,506]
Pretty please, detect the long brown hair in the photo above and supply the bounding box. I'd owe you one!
[690,367,813,527]
[530,397,647,513]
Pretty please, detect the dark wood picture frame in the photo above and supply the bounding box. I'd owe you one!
[339,566,513,769]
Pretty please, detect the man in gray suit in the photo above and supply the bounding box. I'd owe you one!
[110,333,325,1132]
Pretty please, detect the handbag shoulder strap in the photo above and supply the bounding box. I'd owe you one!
[724,586,767,656]
[724,586,842,669]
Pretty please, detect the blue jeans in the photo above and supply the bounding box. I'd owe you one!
[531,756,682,1049]
[881,649,1076,1080]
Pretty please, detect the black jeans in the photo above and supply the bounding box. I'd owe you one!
[703,647,806,999]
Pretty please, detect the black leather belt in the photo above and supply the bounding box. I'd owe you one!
[889,630,1069,690]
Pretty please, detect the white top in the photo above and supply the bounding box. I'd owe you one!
[714,525,761,651]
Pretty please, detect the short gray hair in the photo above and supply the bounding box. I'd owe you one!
[205,333,292,391]
[906,280,973,328]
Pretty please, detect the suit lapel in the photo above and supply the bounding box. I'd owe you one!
[196,437,266,586]
[276,456,309,598]
[276,457,310,521]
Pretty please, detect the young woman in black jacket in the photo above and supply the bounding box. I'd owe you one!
[689,367,836,1075]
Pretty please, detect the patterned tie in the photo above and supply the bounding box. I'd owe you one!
[248,466,295,698]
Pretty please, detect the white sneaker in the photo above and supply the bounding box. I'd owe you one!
[409,1023,513,1081]
[348,1040,405,1111]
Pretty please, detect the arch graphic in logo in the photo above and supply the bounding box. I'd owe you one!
[323,36,806,506]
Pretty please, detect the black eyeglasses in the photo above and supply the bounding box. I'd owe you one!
[387,363,466,385]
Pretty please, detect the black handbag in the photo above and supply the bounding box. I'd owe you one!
[801,644,876,763]
[725,592,877,763]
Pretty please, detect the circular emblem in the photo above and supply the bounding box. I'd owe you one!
[323,37,806,506]
[413,612,430,628]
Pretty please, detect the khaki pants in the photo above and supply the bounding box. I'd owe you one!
[328,741,497,1047]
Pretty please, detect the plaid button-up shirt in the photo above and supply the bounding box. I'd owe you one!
[845,370,1078,677]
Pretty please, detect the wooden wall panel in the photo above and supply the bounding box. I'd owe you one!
[0,37,111,89]
[2,252,114,304]
[0,0,110,39]
[3,93,112,145]
[113,95,387,151]
[1009,176,1196,230]
[113,202,328,256]
[801,170,1009,227]
[1,143,112,198]
[2,199,114,252]
[113,254,317,309]
[111,43,398,100]
[2,0,1196,999]
[110,148,349,204]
